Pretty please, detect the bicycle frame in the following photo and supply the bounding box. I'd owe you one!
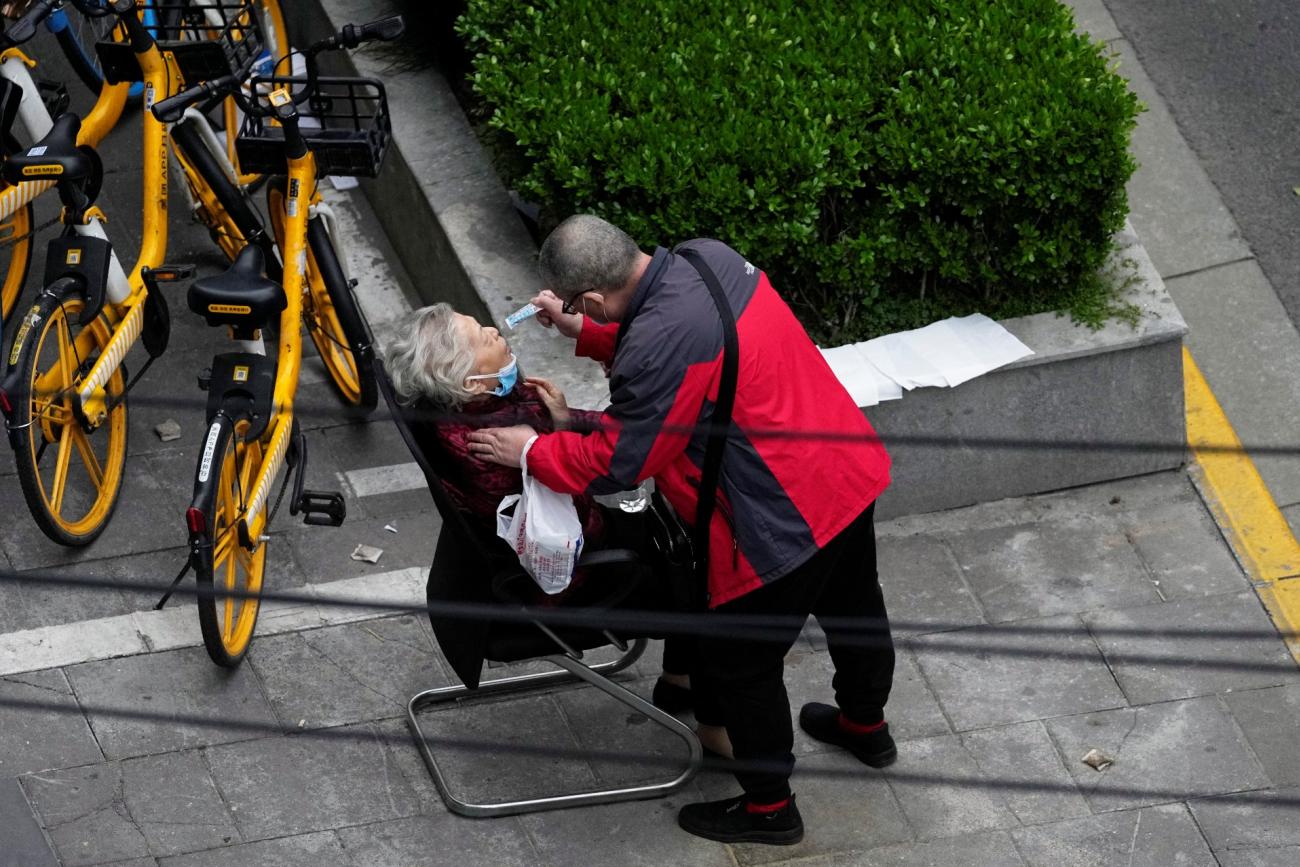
[167,0,289,213]
[50,17,181,424]
[234,138,311,544]
[0,43,128,245]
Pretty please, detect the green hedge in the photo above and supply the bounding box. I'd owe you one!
[457,0,1141,344]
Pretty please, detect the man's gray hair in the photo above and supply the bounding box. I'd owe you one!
[381,303,479,408]
[538,214,641,301]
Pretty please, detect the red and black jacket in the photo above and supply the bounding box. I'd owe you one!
[527,239,891,607]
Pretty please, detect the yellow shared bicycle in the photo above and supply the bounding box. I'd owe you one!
[0,0,267,544]
[152,14,401,664]
[0,0,130,329]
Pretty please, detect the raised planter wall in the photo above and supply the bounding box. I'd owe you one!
[864,230,1187,518]
[309,0,1188,520]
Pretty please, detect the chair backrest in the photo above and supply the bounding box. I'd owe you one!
[375,359,649,688]
[374,360,479,544]
[375,358,523,684]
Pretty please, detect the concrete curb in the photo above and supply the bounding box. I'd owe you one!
[0,568,425,677]
[300,0,611,412]
[869,224,1187,518]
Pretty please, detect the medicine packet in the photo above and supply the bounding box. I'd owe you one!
[506,302,541,329]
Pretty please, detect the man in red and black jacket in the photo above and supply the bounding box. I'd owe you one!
[470,215,896,846]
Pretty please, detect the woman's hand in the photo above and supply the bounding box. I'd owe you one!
[532,289,584,340]
[526,376,571,430]
[467,425,537,468]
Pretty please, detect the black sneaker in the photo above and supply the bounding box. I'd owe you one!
[799,702,897,767]
[677,794,804,845]
[651,677,693,713]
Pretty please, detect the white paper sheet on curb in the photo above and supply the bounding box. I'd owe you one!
[821,314,1033,405]
[820,344,903,407]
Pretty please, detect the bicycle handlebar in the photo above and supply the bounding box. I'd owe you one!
[151,72,242,124]
[320,16,406,53]
[150,15,405,127]
[67,0,123,16]
[1,0,61,48]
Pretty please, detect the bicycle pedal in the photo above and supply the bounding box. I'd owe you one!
[36,80,69,120]
[296,490,346,527]
[197,367,212,391]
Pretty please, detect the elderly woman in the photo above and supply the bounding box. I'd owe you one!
[384,302,605,542]
[383,303,732,758]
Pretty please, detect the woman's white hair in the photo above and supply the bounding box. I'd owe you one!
[381,303,479,408]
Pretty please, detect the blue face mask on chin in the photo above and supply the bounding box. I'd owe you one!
[467,353,518,397]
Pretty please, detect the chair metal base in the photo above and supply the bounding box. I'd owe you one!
[407,638,703,818]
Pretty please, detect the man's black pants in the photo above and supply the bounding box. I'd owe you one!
[691,503,894,803]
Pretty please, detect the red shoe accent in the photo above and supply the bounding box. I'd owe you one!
[745,798,791,814]
[837,713,886,735]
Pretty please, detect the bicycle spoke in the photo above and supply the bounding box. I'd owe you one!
[49,425,75,514]
[32,396,72,428]
[221,452,241,529]
[212,530,236,565]
[54,313,76,388]
[32,370,72,411]
[71,426,105,491]
[235,544,255,577]
[222,558,235,642]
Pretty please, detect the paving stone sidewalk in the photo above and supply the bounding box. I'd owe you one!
[3,468,1297,866]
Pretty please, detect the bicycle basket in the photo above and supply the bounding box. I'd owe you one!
[96,0,265,85]
[236,76,391,178]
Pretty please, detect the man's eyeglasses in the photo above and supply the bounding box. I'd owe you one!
[561,291,594,316]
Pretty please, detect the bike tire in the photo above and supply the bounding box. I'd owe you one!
[9,280,128,546]
[192,413,266,668]
[267,180,377,415]
[255,0,290,70]
[51,3,146,102]
[0,202,35,328]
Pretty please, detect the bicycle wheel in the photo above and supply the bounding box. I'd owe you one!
[267,180,377,414]
[9,281,128,546]
[50,2,146,101]
[193,413,266,667]
[255,0,289,68]
[0,202,34,327]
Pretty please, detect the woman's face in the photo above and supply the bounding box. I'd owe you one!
[456,313,512,381]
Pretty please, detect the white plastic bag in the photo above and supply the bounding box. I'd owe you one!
[495,437,583,594]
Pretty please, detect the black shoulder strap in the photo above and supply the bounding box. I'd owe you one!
[677,248,740,603]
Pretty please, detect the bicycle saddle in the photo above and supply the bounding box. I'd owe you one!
[189,245,286,330]
[2,113,95,184]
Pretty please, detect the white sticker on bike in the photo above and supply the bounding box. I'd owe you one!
[26,146,46,156]
[198,421,222,484]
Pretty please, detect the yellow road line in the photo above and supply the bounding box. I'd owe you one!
[1184,347,1300,661]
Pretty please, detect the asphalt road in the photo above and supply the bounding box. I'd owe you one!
[1102,0,1300,314]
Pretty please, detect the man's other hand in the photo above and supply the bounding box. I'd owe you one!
[468,425,537,468]
[532,289,584,339]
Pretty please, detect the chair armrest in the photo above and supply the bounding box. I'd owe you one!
[567,548,646,610]
[490,548,647,610]
[577,548,640,568]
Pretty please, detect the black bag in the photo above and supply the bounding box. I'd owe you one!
[642,490,696,611]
